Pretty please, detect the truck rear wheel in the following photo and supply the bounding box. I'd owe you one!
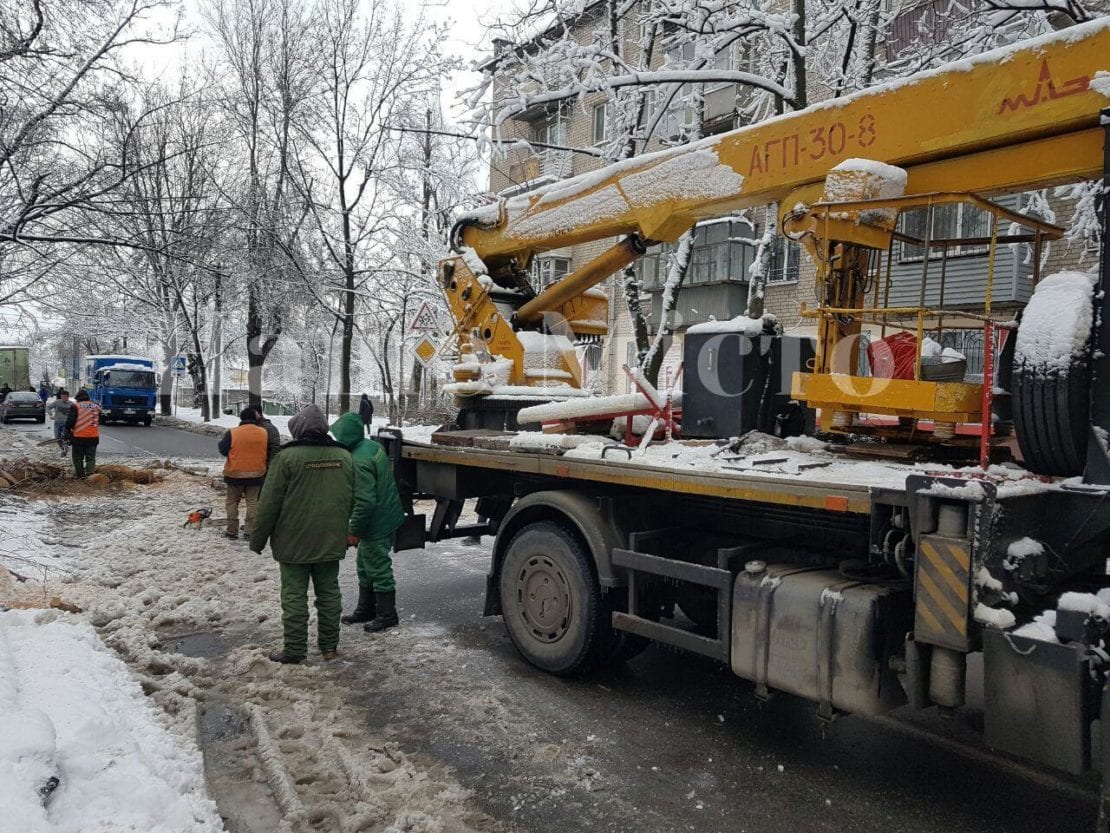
[1012,271,1097,477]
[500,521,608,675]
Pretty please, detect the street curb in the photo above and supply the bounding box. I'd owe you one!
[154,415,226,439]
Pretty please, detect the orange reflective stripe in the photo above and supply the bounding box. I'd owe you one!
[73,402,100,438]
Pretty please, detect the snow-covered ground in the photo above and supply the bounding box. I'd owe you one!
[0,609,225,833]
[0,423,493,833]
[171,406,296,437]
[172,407,392,439]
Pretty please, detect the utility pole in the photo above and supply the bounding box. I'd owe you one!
[212,268,223,418]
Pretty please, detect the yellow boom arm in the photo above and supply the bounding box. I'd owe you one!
[460,19,1110,276]
[444,18,1110,397]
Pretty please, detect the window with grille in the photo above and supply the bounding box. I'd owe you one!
[767,237,801,283]
[635,219,757,289]
[534,256,571,289]
[898,202,993,262]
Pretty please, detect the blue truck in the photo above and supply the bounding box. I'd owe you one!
[82,355,158,426]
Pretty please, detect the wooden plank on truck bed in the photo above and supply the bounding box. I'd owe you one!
[430,429,514,448]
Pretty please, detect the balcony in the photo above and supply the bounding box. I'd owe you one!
[506,148,572,189]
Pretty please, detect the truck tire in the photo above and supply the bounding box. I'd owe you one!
[1012,271,1096,477]
[1013,356,1090,476]
[143,416,152,426]
[499,521,609,675]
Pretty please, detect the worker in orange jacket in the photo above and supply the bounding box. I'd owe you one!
[64,390,101,478]
[218,409,271,539]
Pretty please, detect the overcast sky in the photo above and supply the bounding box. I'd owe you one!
[134,0,519,124]
[0,0,520,341]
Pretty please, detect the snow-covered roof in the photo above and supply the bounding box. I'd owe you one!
[86,354,152,361]
[101,363,156,373]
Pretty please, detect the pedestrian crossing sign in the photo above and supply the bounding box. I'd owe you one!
[413,336,438,367]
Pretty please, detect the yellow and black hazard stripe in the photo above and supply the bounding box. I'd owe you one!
[914,535,971,651]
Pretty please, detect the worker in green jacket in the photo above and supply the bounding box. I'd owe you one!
[330,411,405,632]
[250,404,354,664]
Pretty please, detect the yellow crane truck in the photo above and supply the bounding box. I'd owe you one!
[380,18,1110,823]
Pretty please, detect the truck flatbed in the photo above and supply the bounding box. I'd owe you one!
[397,428,1055,517]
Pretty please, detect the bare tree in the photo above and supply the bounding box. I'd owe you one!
[0,0,184,310]
[204,0,314,410]
[285,0,453,413]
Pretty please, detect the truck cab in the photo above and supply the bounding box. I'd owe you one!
[82,355,158,426]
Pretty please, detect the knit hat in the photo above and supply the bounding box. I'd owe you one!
[288,404,329,439]
[239,408,257,422]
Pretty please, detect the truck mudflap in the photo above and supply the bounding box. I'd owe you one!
[730,563,912,718]
[984,629,1097,775]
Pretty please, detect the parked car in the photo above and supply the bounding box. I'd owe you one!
[1,390,45,423]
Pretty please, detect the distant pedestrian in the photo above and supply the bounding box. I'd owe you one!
[0,383,10,402]
[332,412,405,632]
[358,393,374,436]
[47,390,74,457]
[37,382,49,403]
[64,390,100,478]
[250,404,354,664]
[247,407,281,462]
[218,409,270,540]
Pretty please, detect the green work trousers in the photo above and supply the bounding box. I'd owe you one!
[72,443,97,478]
[355,533,396,593]
[279,560,342,658]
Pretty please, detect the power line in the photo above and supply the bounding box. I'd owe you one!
[382,125,606,158]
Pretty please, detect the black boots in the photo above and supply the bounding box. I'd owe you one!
[341,585,376,625]
[268,652,306,665]
[364,591,398,632]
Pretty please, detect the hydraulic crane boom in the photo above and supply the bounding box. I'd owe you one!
[456,18,1110,298]
[442,18,1110,458]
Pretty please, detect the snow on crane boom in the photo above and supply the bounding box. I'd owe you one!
[440,18,1110,462]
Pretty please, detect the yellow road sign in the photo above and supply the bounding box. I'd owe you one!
[413,336,438,367]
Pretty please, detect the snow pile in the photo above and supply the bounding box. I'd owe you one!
[0,609,224,833]
[458,246,488,276]
[1058,591,1110,621]
[504,146,743,240]
[508,432,609,453]
[1004,536,1043,572]
[619,148,744,206]
[1014,271,1097,372]
[686,312,779,336]
[1091,71,1110,98]
[1012,609,1058,643]
[823,159,907,225]
[517,331,575,371]
[920,337,965,362]
[973,602,1016,630]
[172,407,296,438]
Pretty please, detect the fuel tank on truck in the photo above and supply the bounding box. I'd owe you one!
[731,563,913,716]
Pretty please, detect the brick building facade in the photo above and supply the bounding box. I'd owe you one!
[483,2,1101,393]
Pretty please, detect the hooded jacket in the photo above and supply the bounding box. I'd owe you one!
[249,405,353,562]
[330,411,405,540]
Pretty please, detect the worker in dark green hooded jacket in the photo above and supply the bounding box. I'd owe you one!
[251,404,354,663]
[331,411,406,632]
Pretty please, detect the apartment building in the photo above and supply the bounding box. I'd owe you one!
[483,1,1098,393]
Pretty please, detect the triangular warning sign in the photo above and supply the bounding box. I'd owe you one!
[409,301,438,332]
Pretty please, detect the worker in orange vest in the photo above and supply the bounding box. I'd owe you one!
[218,408,271,540]
[64,390,101,478]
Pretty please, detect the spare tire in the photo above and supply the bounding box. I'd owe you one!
[1012,271,1098,477]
